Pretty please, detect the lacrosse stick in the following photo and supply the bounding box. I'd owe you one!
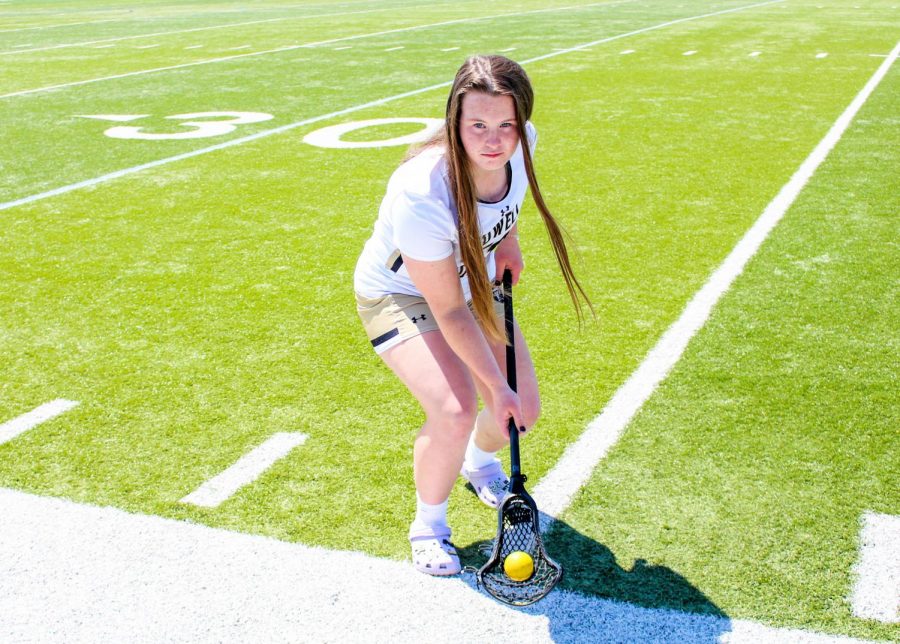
[476,269,563,606]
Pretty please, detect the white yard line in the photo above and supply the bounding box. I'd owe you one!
[850,512,900,623]
[531,40,900,527]
[0,0,786,214]
[0,1,634,97]
[0,18,116,34]
[0,8,392,56]
[0,487,879,643]
[519,0,784,65]
[180,433,308,508]
[0,400,79,446]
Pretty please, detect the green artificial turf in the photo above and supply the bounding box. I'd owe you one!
[1,0,897,638]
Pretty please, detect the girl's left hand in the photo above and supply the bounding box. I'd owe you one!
[494,233,524,285]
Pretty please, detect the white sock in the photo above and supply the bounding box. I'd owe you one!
[464,431,499,471]
[412,493,448,530]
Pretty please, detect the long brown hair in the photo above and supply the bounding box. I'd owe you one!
[417,55,592,342]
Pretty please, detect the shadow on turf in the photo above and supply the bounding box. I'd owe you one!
[456,511,730,640]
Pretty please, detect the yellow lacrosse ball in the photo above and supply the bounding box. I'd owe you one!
[503,551,534,582]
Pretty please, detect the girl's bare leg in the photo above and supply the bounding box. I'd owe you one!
[380,330,479,504]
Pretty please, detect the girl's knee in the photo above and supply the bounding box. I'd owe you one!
[432,392,478,439]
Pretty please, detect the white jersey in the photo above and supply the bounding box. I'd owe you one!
[354,122,537,300]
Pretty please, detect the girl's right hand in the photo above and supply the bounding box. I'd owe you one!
[489,383,524,437]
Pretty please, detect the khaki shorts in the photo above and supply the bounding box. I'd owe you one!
[356,287,505,355]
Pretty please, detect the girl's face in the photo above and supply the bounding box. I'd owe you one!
[458,91,519,178]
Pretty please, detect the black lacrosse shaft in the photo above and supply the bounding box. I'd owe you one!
[502,269,523,482]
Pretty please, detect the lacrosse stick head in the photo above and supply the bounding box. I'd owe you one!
[476,488,563,606]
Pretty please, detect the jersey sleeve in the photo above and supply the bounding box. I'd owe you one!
[525,121,537,154]
[391,191,456,262]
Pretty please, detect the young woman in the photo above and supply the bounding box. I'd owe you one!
[354,55,589,575]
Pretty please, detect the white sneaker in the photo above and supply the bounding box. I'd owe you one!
[461,460,510,509]
[409,524,461,576]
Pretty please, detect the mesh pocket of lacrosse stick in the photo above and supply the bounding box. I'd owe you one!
[476,492,563,606]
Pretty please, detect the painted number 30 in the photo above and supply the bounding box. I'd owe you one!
[80,112,442,148]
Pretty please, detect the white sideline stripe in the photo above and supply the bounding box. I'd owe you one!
[531,40,900,527]
[850,512,900,623]
[180,432,307,507]
[384,45,405,51]
[0,0,785,214]
[0,8,391,56]
[0,487,878,643]
[0,1,634,96]
[0,400,79,446]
